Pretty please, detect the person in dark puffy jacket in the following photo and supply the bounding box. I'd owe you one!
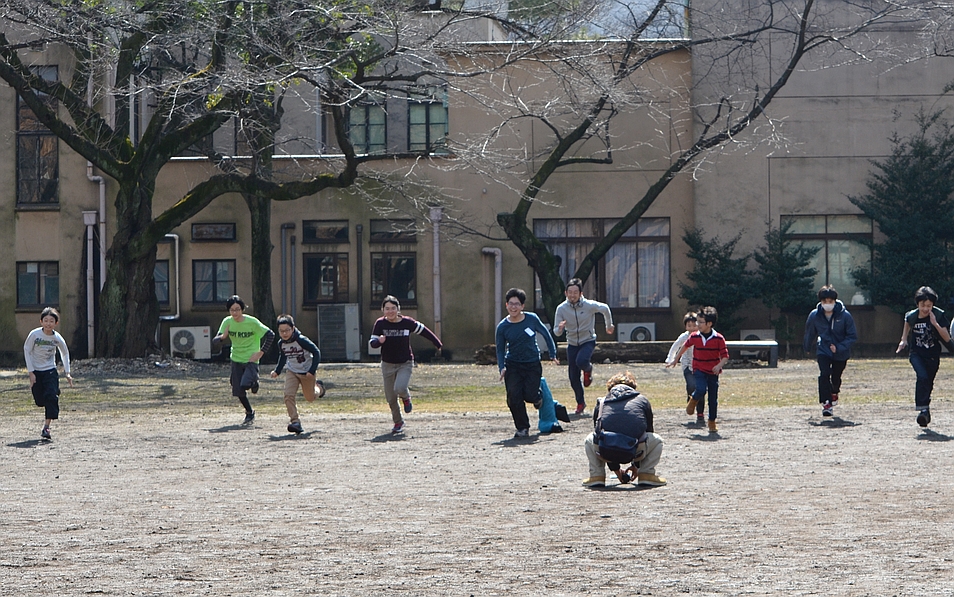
[582,371,666,488]
[803,285,858,418]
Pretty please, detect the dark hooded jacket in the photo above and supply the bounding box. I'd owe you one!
[803,299,857,360]
[592,384,654,440]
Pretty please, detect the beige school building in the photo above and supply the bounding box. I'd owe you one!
[2,13,952,363]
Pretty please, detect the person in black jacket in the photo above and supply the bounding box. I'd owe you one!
[582,371,666,488]
[803,285,857,417]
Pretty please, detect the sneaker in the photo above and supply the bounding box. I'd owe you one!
[822,401,833,417]
[582,370,592,388]
[686,398,698,416]
[637,473,668,486]
[917,409,931,428]
[40,426,51,440]
[696,413,705,425]
[250,381,259,395]
[707,419,718,433]
[242,411,255,426]
[831,393,839,406]
[401,395,413,413]
[287,421,304,434]
[582,476,606,488]
[316,380,326,399]
[575,403,586,415]
[513,428,530,438]
[391,422,405,435]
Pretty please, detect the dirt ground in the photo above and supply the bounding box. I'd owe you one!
[2,360,954,596]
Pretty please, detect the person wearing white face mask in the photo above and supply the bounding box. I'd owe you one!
[804,285,858,417]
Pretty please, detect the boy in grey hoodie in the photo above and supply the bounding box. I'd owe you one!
[554,278,614,414]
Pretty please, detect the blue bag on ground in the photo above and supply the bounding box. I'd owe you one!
[537,377,565,434]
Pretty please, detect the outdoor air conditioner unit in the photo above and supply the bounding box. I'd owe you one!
[740,329,776,356]
[317,303,361,362]
[170,326,212,359]
[618,323,656,342]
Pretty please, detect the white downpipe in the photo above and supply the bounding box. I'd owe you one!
[482,247,502,323]
[280,223,295,314]
[430,207,443,338]
[86,163,107,289]
[83,211,98,356]
[86,60,107,291]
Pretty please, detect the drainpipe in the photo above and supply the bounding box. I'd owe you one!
[356,224,364,353]
[290,233,297,319]
[83,211,98,357]
[280,223,295,314]
[482,247,502,323]
[86,64,107,290]
[430,207,443,338]
[85,164,107,289]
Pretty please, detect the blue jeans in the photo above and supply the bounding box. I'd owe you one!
[692,370,720,421]
[567,341,596,406]
[817,355,848,404]
[909,352,940,410]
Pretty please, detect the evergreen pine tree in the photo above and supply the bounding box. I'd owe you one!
[850,109,954,313]
[752,220,820,352]
[678,228,756,338]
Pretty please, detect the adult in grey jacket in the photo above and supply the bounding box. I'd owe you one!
[582,371,666,488]
[803,285,857,417]
[554,278,614,414]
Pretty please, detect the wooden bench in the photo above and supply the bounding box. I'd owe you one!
[725,340,779,368]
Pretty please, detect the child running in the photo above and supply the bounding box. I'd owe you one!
[666,312,700,424]
[213,295,275,426]
[23,307,73,440]
[495,288,559,439]
[270,314,323,435]
[667,306,728,433]
[897,286,951,428]
[369,295,442,435]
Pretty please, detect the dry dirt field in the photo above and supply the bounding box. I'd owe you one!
[2,358,954,596]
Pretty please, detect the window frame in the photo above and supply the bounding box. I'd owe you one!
[348,102,387,155]
[408,96,448,154]
[16,261,59,307]
[302,220,350,244]
[303,253,350,304]
[155,260,170,306]
[16,66,59,207]
[781,214,874,307]
[191,259,236,305]
[371,252,418,307]
[532,217,671,311]
[191,223,237,242]
[369,219,417,243]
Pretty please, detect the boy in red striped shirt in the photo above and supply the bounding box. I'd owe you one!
[667,306,729,433]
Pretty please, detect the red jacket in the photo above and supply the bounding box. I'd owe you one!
[684,330,729,375]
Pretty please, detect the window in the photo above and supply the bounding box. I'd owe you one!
[192,223,236,242]
[303,220,349,244]
[304,254,349,303]
[369,219,417,242]
[17,66,58,205]
[192,260,236,304]
[348,103,387,155]
[533,217,671,309]
[372,253,417,305]
[782,215,873,306]
[155,260,170,305]
[408,91,448,154]
[17,262,59,306]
